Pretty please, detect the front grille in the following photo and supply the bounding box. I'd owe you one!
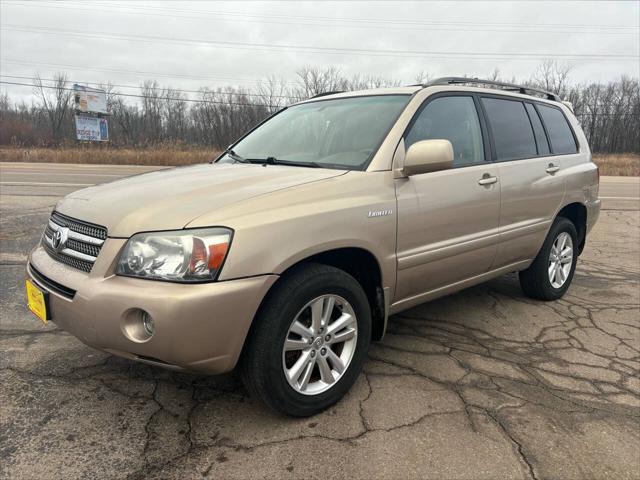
[65,238,101,257]
[42,241,94,272]
[41,211,107,273]
[51,211,107,240]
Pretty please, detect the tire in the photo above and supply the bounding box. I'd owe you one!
[519,216,578,301]
[240,263,372,417]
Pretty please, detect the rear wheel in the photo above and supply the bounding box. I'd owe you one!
[240,263,371,417]
[519,217,578,301]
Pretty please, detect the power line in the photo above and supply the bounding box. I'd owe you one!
[9,0,638,32]
[1,59,301,87]
[0,74,300,100]
[0,80,283,108]
[5,0,638,36]
[4,24,638,61]
[122,4,639,30]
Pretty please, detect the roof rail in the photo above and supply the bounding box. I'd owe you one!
[423,77,560,101]
[310,91,345,99]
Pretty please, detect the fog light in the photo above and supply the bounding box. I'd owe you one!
[142,312,155,336]
[122,308,155,343]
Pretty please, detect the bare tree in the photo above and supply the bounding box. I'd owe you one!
[294,66,348,99]
[111,97,141,145]
[32,72,72,145]
[0,92,9,112]
[1,66,636,153]
[140,80,164,144]
[531,59,572,98]
[488,68,501,81]
[164,88,188,141]
[346,73,400,90]
[98,82,118,113]
[414,71,432,85]
[256,75,290,114]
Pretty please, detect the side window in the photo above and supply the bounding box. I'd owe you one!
[405,96,485,167]
[525,103,550,155]
[536,104,578,154]
[481,97,537,161]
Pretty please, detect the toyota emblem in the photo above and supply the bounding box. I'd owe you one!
[52,227,69,252]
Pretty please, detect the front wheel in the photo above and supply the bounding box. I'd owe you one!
[519,216,578,301]
[240,263,371,417]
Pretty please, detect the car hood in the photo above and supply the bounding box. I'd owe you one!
[55,163,347,237]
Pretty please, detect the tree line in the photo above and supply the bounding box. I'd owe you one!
[0,61,638,153]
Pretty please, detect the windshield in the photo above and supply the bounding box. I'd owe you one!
[217,95,410,170]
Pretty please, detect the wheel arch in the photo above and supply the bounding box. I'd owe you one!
[295,247,386,340]
[556,202,588,255]
[243,247,387,358]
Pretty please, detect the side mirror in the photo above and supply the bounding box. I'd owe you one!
[403,139,453,176]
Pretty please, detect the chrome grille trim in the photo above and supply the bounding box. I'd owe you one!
[48,220,104,246]
[41,211,108,273]
[42,233,98,262]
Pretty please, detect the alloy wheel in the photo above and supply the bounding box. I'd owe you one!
[548,232,573,288]
[282,294,358,395]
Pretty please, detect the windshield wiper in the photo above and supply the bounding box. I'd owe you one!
[225,149,250,164]
[246,157,322,168]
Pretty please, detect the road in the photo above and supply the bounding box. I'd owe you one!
[1,162,639,480]
[1,161,639,209]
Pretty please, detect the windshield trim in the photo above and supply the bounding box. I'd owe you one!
[214,93,413,171]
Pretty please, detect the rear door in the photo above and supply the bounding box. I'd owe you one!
[394,94,501,303]
[480,96,569,269]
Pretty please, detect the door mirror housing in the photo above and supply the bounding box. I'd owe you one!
[403,139,454,176]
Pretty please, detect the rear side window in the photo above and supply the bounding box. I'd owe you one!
[481,97,537,161]
[525,103,550,155]
[536,104,578,154]
[405,96,485,167]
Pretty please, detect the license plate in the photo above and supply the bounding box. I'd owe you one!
[26,279,50,323]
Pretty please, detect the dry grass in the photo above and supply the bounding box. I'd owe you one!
[0,146,219,166]
[0,147,638,175]
[593,154,640,177]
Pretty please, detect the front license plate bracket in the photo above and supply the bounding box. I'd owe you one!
[26,279,51,323]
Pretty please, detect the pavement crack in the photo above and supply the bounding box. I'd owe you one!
[481,408,539,480]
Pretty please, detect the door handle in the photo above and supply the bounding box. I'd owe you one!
[546,163,560,174]
[478,174,498,186]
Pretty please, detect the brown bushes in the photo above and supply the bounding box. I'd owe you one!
[593,154,640,177]
[0,146,219,166]
[0,148,637,175]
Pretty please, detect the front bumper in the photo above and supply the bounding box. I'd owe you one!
[27,240,277,374]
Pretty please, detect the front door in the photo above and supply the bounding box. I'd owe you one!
[394,94,501,304]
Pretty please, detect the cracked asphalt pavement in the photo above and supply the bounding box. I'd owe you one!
[1,164,639,479]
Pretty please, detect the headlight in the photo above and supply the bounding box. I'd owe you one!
[116,228,232,282]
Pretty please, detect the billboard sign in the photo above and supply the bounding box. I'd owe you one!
[73,84,108,114]
[75,114,109,142]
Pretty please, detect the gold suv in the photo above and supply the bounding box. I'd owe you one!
[26,78,600,416]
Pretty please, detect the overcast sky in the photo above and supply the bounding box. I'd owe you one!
[1,0,639,104]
